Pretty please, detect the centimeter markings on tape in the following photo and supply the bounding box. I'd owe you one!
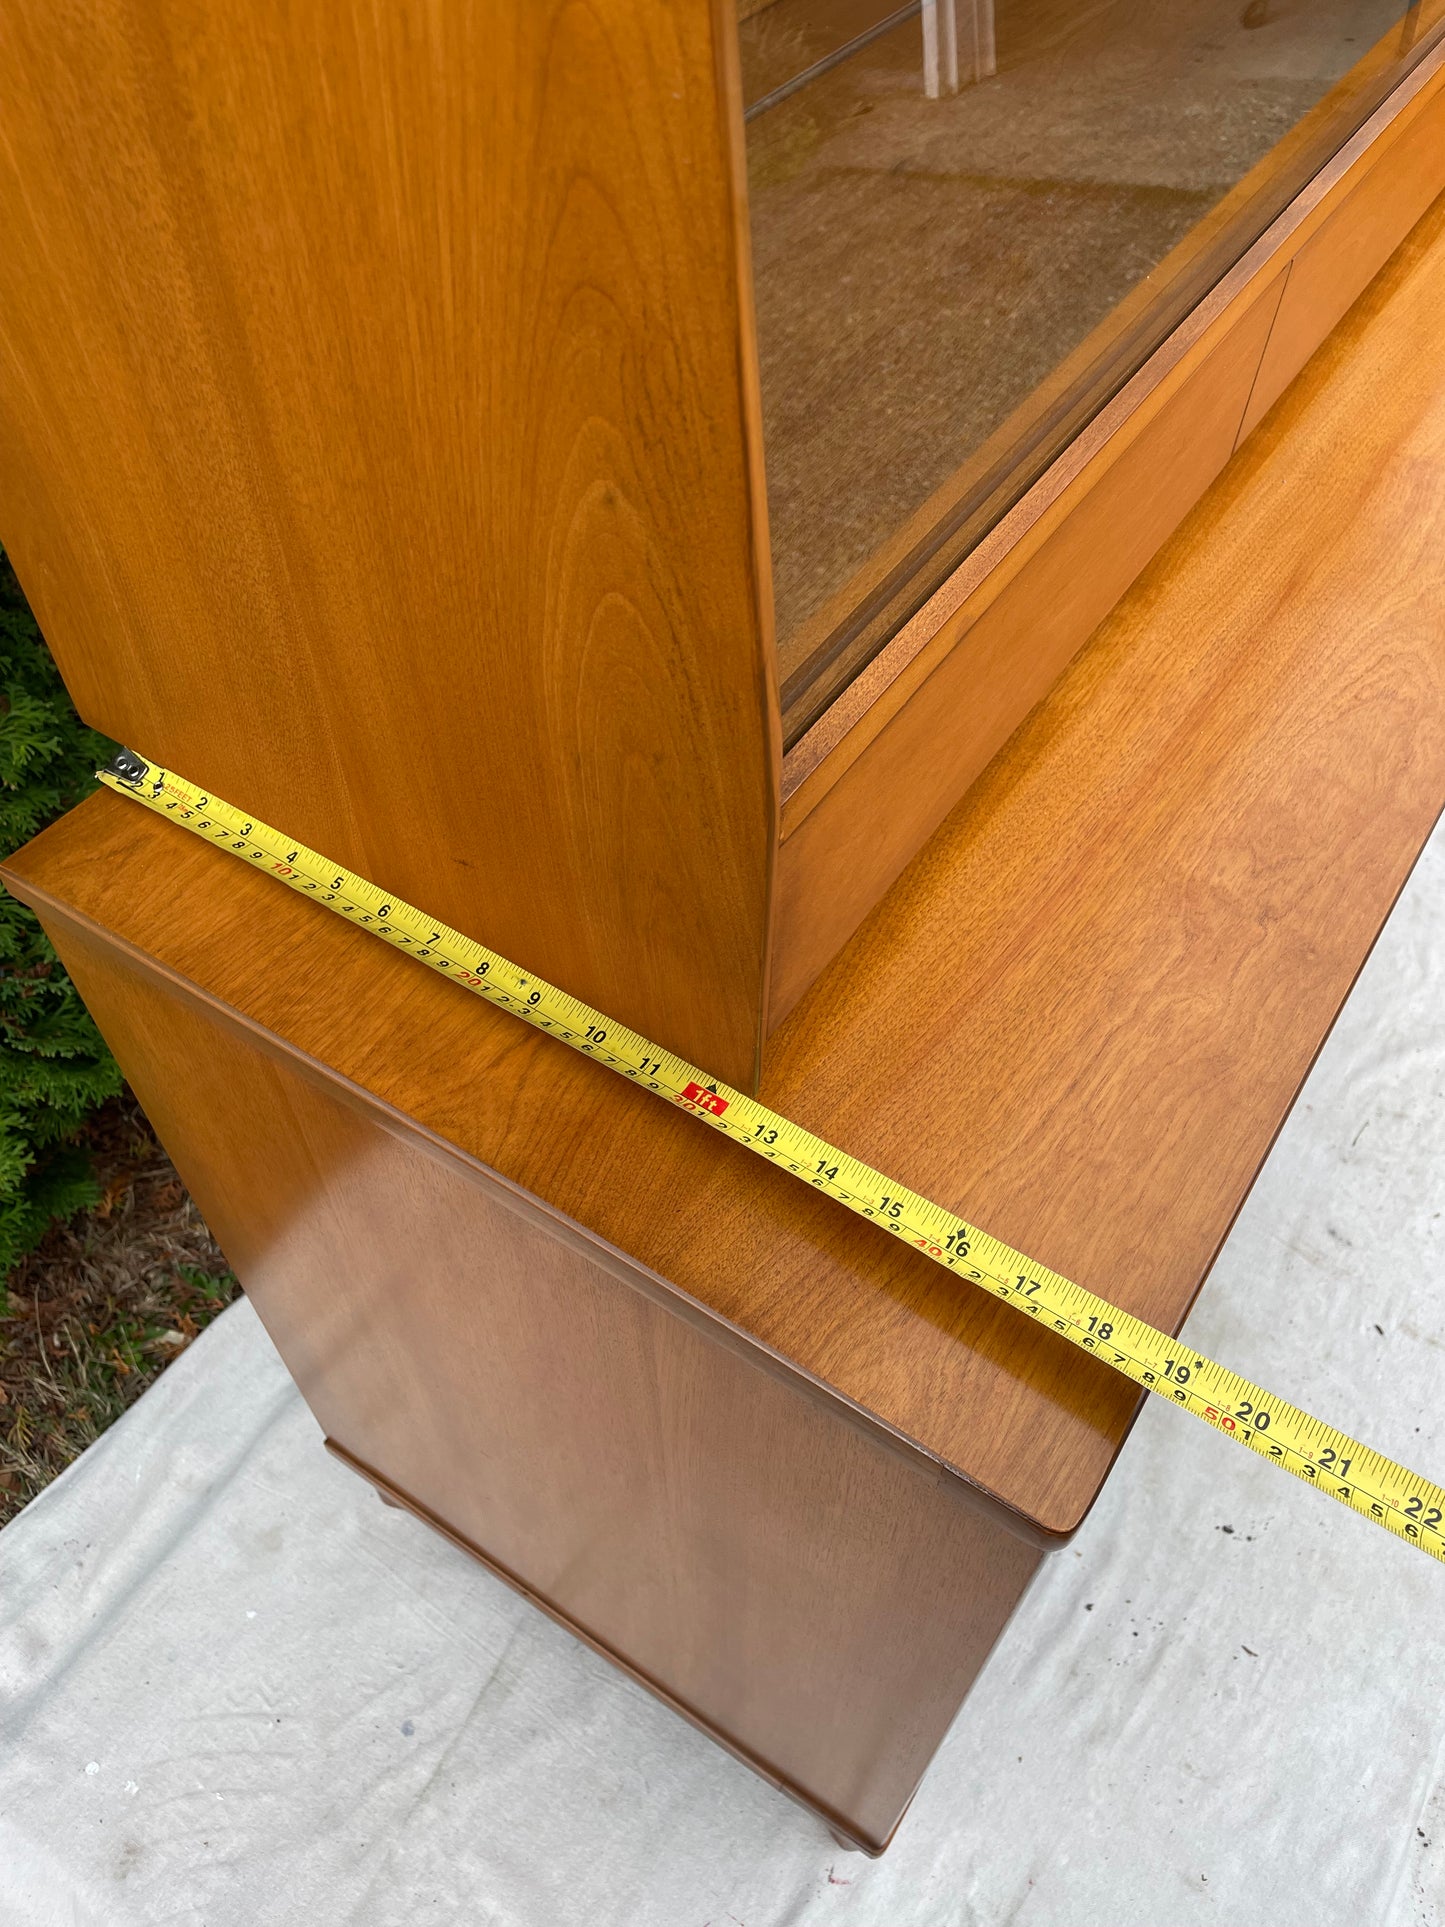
[98,748,1445,1566]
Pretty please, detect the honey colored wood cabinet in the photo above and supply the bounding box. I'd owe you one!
[4,0,1445,1856]
[3,3,1445,1080]
[3,875,1045,1850]
[8,183,1445,1844]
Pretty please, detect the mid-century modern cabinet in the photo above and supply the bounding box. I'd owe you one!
[4,0,1445,1853]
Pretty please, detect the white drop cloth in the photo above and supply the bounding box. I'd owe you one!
[3,826,1445,1927]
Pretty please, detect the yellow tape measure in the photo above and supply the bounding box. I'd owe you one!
[99,749,1445,1566]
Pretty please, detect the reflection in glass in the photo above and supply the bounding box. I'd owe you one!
[742,0,1440,741]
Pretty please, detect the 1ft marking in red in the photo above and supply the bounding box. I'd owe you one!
[680,1082,729,1116]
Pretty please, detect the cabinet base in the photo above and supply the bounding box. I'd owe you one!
[325,1436,895,1857]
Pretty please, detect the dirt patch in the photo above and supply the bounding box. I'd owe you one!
[0,1095,237,1528]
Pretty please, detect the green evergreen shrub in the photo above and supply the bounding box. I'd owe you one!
[0,551,121,1279]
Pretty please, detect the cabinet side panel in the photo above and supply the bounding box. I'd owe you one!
[0,0,777,1087]
[42,910,1040,1851]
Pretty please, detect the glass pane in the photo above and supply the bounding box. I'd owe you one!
[743,0,1441,743]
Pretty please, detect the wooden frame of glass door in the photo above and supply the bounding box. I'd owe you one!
[766,28,1445,1027]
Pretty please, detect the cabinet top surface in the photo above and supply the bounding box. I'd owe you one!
[11,197,1445,1537]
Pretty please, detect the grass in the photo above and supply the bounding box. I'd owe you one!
[0,1094,238,1527]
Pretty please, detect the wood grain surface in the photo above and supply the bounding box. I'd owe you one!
[0,917,1038,1851]
[11,184,1445,1540]
[768,268,1287,1027]
[1240,75,1445,436]
[0,0,778,1089]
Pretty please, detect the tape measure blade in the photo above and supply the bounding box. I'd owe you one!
[94,752,1445,1567]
